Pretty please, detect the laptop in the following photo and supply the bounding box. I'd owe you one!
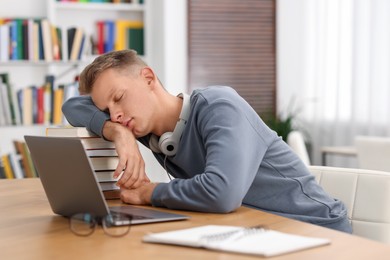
[24,135,189,225]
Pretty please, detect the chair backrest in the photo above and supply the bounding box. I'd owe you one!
[287,131,310,165]
[355,135,390,171]
[308,165,390,244]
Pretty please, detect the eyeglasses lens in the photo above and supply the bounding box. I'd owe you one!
[69,213,96,236]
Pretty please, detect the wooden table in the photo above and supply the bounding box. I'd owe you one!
[1,178,389,260]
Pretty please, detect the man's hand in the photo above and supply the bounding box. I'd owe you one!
[120,182,158,205]
[102,121,150,189]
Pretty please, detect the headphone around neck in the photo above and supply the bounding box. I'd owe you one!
[148,93,191,156]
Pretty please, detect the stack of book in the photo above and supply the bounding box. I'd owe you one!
[46,126,120,199]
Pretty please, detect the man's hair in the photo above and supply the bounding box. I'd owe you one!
[79,49,147,94]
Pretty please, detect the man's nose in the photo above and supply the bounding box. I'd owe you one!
[111,110,123,123]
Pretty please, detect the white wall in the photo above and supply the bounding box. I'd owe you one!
[0,0,47,17]
[149,0,188,95]
[276,0,306,116]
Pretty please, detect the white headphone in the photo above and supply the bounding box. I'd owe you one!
[148,93,191,156]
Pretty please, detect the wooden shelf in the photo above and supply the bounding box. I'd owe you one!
[54,2,145,12]
[0,60,82,66]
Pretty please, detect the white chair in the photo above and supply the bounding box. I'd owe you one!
[308,165,390,244]
[355,135,390,171]
[287,131,311,165]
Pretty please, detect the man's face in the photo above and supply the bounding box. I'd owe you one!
[91,68,154,138]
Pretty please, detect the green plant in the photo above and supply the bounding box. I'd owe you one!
[264,113,294,142]
[262,97,304,142]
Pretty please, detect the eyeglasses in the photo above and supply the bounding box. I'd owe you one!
[69,212,132,237]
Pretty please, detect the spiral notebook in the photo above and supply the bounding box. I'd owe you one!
[143,225,331,257]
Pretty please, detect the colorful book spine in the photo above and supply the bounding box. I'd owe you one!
[1,155,14,179]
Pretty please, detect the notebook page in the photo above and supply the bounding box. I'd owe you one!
[143,225,242,247]
[206,229,331,257]
[143,225,331,257]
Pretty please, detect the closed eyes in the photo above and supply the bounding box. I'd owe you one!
[114,93,124,103]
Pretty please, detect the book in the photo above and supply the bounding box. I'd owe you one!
[89,157,119,171]
[0,158,5,178]
[104,20,115,52]
[86,149,117,157]
[46,126,97,137]
[22,87,33,125]
[95,171,119,182]
[0,82,12,125]
[0,23,10,62]
[43,82,52,124]
[80,138,115,149]
[70,27,84,61]
[96,20,105,54]
[8,153,24,179]
[14,140,35,178]
[41,19,53,62]
[102,189,120,200]
[143,225,331,257]
[0,73,18,125]
[10,20,18,60]
[67,27,76,59]
[52,86,64,125]
[115,20,143,51]
[99,181,120,191]
[0,85,6,125]
[127,27,144,55]
[1,154,14,179]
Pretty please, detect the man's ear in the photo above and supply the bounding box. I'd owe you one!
[140,67,155,86]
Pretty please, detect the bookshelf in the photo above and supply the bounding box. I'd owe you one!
[0,0,150,155]
[0,0,186,182]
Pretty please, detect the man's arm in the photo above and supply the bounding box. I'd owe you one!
[62,96,150,188]
[62,95,109,136]
[120,98,268,212]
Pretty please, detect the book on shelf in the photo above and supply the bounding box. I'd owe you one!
[45,75,55,124]
[115,20,143,51]
[14,140,37,178]
[96,21,105,55]
[0,23,10,61]
[0,152,26,179]
[69,27,85,61]
[41,19,53,62]
[105,20,115,53]
[22,87,33,125]
[0,18,75,62]
[1,154,14,179]
[0,81,12,126]
[53,86,64,125]
[0,159,5,179]
[127,27,144,55]
[8,152,24,179]
[0,73,20,125]
[0,72,76,126]
[143,225,331,257]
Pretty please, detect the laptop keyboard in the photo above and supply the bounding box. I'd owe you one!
[131,215,150,220]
